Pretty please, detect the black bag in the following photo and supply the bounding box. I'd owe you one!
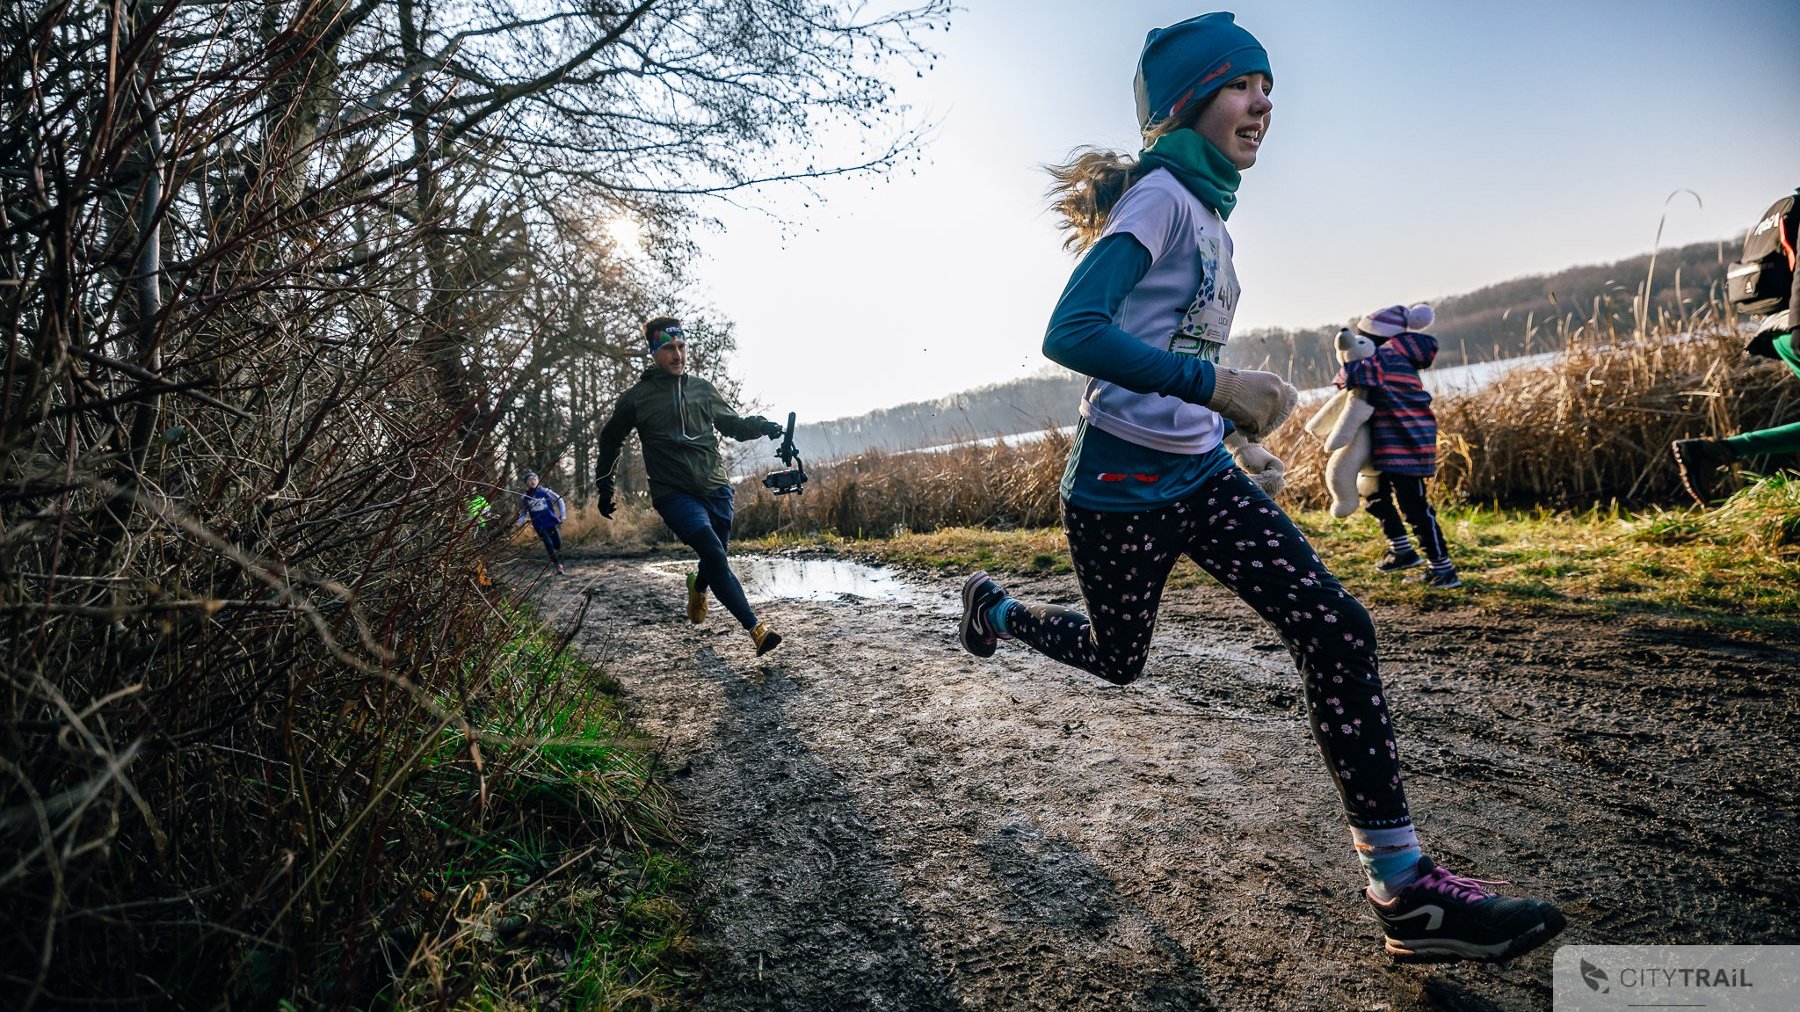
[1727,190,1799,316]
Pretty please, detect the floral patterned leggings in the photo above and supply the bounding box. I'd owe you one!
[1007,466,1412,830]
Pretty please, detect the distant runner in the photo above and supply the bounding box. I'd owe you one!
[956,12,1564,965]
[515,471,567,576]
[595,316,789,656]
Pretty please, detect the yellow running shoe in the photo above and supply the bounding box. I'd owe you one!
[750,621,782,656]
[685,572,707,625]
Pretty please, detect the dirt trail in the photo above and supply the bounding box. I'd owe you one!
[525,549,1800,1011]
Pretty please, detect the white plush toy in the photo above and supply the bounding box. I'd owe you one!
[1304,328,1380,518]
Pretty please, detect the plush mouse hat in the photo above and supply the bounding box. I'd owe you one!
[1355,303,1435,341]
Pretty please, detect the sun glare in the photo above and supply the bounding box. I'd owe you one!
[604,213,643,252]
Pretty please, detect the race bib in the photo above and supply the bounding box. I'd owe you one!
[1168,234,1238,362]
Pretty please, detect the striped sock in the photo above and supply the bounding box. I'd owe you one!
[1428,557,1454,574]
[1388,535,1415,554]
[1353,825,1423,901]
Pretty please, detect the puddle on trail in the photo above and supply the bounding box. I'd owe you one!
[645,555,923,604]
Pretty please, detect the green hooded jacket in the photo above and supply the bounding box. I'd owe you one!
[595,367,778,499]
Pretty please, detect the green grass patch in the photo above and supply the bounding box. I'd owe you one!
[752,477,1800,638]
[396,610,694,1010]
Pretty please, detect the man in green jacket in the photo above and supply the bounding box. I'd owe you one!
[596,316,788,655]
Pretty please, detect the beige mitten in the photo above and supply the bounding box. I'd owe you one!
[1224,430,1287,497]
[1207,367,1299,439]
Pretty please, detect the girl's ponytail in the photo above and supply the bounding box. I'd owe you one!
[1045,148,1149,253]
[1046,97,1207,253]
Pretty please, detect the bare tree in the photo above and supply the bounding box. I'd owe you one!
[0,0,947,1005]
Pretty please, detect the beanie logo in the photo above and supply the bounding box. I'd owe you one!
[1171,62,1230,120]
[1168,86,1195,120]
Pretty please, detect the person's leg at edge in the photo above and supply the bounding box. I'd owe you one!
[1677,333,1800,502]
[1727,335,1800,456]
[1364,475,1420,570]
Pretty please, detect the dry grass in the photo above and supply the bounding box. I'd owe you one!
[575,308,1796,549]
[726,309,1795,540]
[562,505,668,552]
[732,429,1073,539]
[1265,310,1793,510]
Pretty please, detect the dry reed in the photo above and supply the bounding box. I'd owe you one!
[586,306,1800,545]
[1264,308,1794,510]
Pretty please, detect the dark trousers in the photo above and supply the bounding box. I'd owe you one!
[1006,467,1411,830]
[532,523,562,563]
[653,486,757,630]
[1363,474,1449,563]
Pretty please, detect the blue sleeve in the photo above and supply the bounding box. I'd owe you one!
[1042,232,1216,404]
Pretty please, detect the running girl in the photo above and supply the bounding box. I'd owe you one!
[956,12,1563,963]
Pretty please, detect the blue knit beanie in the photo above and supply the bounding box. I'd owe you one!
[1133,13,1271,134]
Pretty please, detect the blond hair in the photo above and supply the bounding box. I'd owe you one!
[1044,109,1203,253]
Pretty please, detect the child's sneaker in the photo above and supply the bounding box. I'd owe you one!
[1368,857,1565,963]
[750,621,782,656]
[1376,548,1424,572]
[1406,563,1463,589]
[959,571,1008,658]
[685,572,708,624]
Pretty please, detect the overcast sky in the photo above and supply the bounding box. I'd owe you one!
[677,0,1800,423]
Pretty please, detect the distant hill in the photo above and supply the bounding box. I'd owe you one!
[1224,239,1731,388]
[798,239,1734,458]
[794,368,1086,461]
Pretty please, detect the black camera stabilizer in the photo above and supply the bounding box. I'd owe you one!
[762,411,808,496]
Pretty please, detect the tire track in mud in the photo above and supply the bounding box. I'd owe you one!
[527,551,1800,1012]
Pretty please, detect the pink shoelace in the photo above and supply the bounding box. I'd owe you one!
[1416,864,1511,905]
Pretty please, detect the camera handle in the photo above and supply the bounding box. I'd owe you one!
[775,412,797,466]
[775,411,805,476]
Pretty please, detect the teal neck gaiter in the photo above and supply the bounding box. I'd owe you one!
[1138,129,1241,220]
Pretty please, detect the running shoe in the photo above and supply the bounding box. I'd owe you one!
[1406,566,1463,590]
[959,571,1007,659]
[1368,857,1565,963]
[1671,438,1734,506]
[750,622,782,657]
[1375,548,1424,572]
[685,572,708,624]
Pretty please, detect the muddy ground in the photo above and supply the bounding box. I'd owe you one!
[521,548,1799,1012]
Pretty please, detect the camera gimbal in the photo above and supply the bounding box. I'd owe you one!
[761,412,808,496]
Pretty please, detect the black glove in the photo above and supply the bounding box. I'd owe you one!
[596,481,616,518]
[762,419,785,440]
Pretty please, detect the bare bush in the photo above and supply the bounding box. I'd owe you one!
[0,0,947,1005]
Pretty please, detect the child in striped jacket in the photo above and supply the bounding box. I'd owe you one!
[1339,303,1460,589]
